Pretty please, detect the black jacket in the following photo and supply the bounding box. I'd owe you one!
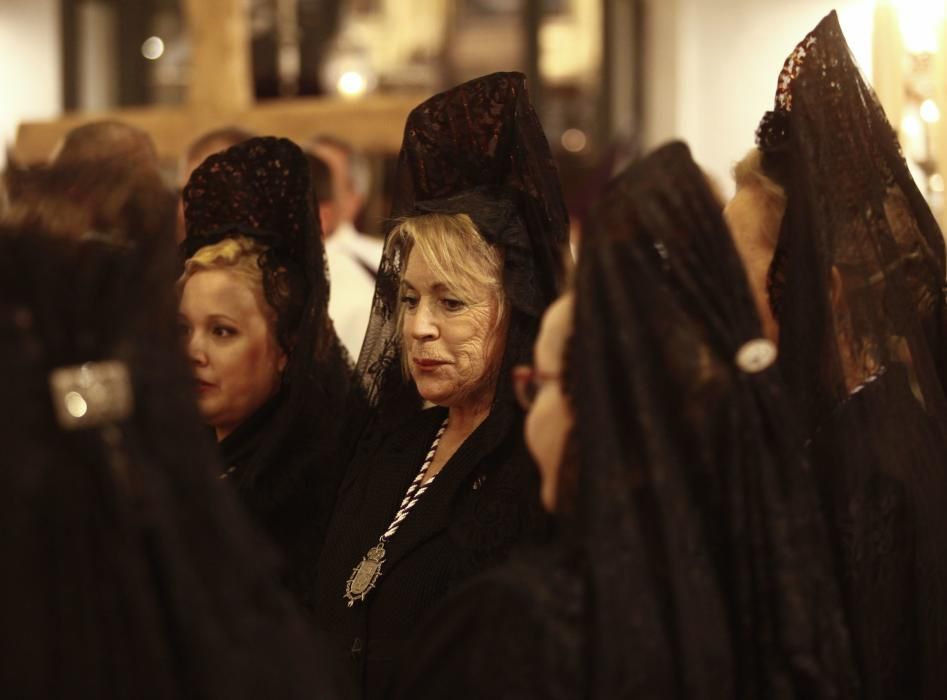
[311,403,549,699]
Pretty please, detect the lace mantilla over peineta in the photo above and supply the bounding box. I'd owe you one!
[356,72,569,417]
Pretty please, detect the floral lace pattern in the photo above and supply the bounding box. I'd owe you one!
[755,12,947,697]
[356,72,569,416]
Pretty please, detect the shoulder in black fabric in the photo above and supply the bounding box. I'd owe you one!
[0,223,335,699]
[181,136,364,561]
[356,72,570,422]
[573,141,858,698]
[755,12,947,697]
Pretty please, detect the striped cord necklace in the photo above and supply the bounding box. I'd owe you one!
[344,417,448,607]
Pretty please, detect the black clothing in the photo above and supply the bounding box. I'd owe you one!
[757,13,947,697]
[394,547,584,700]
[312,405,546,698]
[394,142,857,699]
[0,219,336,698]
[809,364,941,700]
[182,137,364,576]
[311,72,568,699]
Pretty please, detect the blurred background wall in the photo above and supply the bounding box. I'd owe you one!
[3,0,943,223]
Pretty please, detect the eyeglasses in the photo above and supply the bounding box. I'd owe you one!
[512,365,562,410]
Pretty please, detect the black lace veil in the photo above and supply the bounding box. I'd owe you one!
[182,137,360,558]
[573,142,858,698]
[356,72,570,423]
[759,11,947,423]
[756,12,947,696]
[0,215,333,697]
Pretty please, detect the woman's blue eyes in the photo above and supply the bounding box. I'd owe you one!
[441,298,465,311]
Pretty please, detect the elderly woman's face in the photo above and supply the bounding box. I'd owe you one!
[179,269,286,440]
[401,251,504,408]
[525,294,574,512]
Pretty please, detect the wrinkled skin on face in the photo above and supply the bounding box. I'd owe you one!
[724,184,781,343]
[525,293,574,512]
[179,269,286,440]
[401,252,505,411]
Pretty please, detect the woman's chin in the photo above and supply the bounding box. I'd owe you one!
[414,379,453,406]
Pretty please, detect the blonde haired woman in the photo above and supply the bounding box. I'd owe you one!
[180,137,362,586]
[310,73,570,700]
[179,237,286,441]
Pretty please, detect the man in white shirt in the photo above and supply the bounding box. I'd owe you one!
[307,136,384,359]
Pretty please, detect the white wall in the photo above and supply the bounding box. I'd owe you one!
[0,0,62,168]
[643,0,875,197]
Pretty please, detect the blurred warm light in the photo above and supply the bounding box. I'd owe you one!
[902,113,923,138]
[561,128,588,153]
[141,36,165,60]
[322,44,377,98]
[921,98,941,123]
[893,0,944,54]
[930,173,945,192]
[64,391,88,418]
[337,70,368,97]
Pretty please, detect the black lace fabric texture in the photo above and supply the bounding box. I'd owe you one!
[394,142,858,700]
[758,12,947,699]
[0,223,333,698]
[311,72,568,699]
[572,142,857,699]
[183,137,363,585]
[356,71,570,420]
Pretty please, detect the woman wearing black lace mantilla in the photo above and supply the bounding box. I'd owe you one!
[725,12,947,698]
[309,72,569,698]
[179,137,363,588]
[392,142,858,700]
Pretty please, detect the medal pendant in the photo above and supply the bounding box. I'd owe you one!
[344,544,386,607]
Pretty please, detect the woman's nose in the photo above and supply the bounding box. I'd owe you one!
[409,303,439,340]
[187,332,209,366]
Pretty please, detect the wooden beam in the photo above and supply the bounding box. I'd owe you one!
[13,93,427,164]
[182,0,253,116]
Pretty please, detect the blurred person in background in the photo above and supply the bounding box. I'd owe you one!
[309,135,383,357]
[51,119,159,172]
[0,181,340,699]
[3,158,173,251]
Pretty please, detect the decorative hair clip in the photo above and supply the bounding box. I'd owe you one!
[735,338,778,374]
[49,360,133,430]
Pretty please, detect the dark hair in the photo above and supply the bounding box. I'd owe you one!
[53,120,158,169]
[307,153,334,205]
[3,160,175,246]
